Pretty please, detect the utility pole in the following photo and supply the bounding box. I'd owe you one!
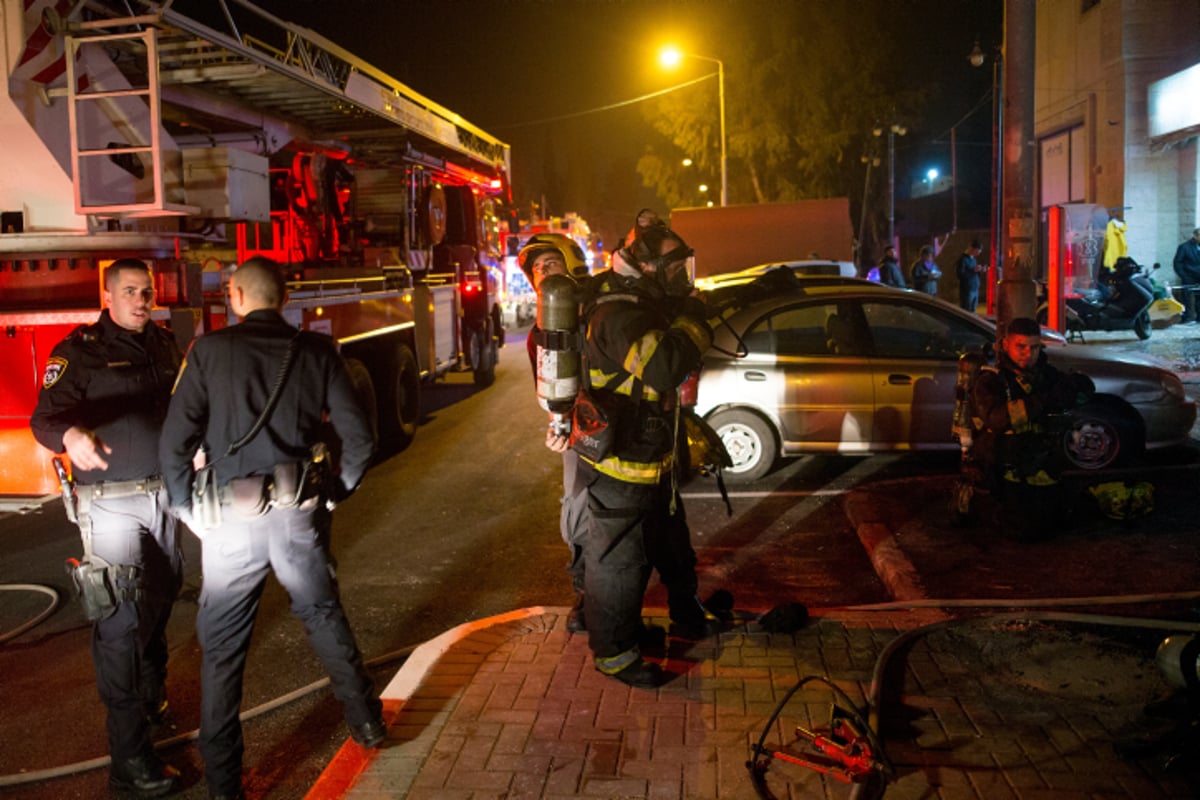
[995,0,1038,332]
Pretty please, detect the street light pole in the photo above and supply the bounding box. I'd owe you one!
[717,57,726,207]
[970,40,1004,315]
[659,48,727,206]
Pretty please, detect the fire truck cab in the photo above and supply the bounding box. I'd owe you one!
[0,0,512,496]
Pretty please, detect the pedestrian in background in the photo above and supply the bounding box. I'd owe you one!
[30,258,184,798]
[910,245,942,294]
[956,240,985,312]
[1172,227,1200,324]
[160,257,382,800]
[878,245,905,288]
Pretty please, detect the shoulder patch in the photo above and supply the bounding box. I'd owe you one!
[42,356,68,389]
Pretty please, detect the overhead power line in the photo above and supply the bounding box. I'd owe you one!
[492,72,718,131]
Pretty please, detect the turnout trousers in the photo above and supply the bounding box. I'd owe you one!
[580,464,698,662]
[87,488,181,762]
[196,501,380,795]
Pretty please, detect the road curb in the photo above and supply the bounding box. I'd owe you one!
[842,490,929,602]
[304,607,550,800]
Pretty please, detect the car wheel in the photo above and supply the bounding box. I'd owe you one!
[708,409,777,482]
[1056,400,1142,470]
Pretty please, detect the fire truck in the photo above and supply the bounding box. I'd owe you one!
[0,0,512,496]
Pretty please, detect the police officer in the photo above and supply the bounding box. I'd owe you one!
[159,257,381,800]
[575,213,714,688]
[30,257,183,798]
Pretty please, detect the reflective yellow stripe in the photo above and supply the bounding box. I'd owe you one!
[595,647,641,675]
[623,331,661,382]
[589,369,660,401]
[670,315,712,352]
[584,452,673,484]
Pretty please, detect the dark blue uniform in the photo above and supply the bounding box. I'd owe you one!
[159,308,378,797]
[30,309,183,768]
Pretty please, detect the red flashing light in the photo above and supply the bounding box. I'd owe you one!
[489,179,502,190]
[462,283,479,294]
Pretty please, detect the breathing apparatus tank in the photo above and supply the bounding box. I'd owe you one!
[536,273,581,435]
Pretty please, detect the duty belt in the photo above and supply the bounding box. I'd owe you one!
[77,477,164,501]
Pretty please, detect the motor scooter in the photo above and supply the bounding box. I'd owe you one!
[1041,256,1157,341]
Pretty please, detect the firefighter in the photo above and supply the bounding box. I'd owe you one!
[574,211,716,687]
[29,258,184,798]
[971,317,1095,539]
[519,234,591,632]
[159,257,382,800]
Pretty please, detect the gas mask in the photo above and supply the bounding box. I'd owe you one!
[646,244,696,297]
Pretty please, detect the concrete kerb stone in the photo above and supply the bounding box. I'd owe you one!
[842,488,936,608]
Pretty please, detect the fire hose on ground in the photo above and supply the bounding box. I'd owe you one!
[0,583,61,645]
[0,636,419,789]
[746,592,1200,800]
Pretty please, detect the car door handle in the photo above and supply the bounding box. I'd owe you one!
[887,374,913,385]
[744,371,768,382]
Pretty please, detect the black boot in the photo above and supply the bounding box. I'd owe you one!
[606,657,664,689]
[109,752,178,798]
[669,595,722,640]
[566,591,587,633]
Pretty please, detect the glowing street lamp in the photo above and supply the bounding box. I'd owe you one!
[659,46,727,207]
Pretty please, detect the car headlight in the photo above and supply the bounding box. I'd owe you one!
[1121,373,1185,405]
[1161,372,1188,401]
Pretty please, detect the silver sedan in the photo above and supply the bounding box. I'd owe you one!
[694,281,1196,481]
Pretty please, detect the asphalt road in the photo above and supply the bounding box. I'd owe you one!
[2,322,1199,799]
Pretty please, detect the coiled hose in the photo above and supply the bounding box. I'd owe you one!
[746,592,1200,800]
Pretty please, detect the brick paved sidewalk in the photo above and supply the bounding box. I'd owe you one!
[317,607,1200,800]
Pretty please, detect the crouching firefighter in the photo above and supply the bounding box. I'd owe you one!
[969,316,1095,539]
[569,211,717,688]
[30,257,184,798]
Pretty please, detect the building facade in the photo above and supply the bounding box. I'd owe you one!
[1035,0,1199,281]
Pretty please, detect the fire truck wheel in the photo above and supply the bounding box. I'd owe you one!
[390,344,420,448]
[470,321,496,388]
[344,357,379,447]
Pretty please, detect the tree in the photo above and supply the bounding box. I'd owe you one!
[638,1,929,257]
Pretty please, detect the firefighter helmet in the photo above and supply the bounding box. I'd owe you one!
[518,233,589,284]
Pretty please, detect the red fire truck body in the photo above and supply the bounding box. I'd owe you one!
[0,0,511,496]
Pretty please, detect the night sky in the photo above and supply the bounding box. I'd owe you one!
[249,0,1003,248]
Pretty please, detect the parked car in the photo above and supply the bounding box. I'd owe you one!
[695,259,858,294]
[693,280,1196,481]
